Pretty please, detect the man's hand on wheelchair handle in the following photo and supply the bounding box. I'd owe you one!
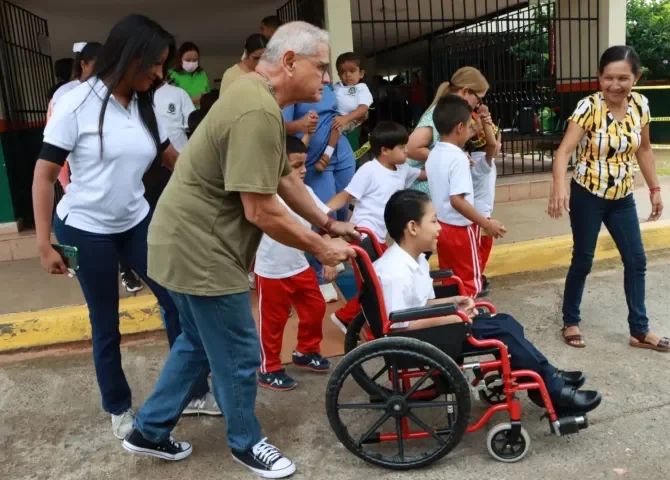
[329,221,361,242]
[315,236,356,267]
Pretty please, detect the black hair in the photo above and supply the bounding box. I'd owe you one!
[336,52,363,71]
[385,189,432,244]
[173,41,201,73]
[286,135,307,155]
[92,14,175,158]
[72,42,103,81]
[599,45,642,76]
[199,91,218,115]
[261,15,282,29]
[187,110,205,135]
[54,58,74,82]
[245,34,268,54]
[433,94,473,136]
[370,121,408,157]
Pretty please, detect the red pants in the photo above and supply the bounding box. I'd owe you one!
[257,268,326,373]
[437,221,481,298]
[479,234,493,275]
[335,243,389,324]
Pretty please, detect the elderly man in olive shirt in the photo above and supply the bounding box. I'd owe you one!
[123,23,358,478]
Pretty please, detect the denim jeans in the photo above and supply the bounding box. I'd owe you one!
[563,180,649,335]
[53,213,209,415]
[134,290,262,452]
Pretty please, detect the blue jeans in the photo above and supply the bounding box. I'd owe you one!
[134,291,262,452]
[563,180,649,335]
[53,213,209,415]
[305,161,355,223]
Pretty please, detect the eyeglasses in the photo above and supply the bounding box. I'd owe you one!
[296,54,330,79]
[470,91,484,109]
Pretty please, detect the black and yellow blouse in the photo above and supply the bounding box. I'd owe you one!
[569,91,651,200]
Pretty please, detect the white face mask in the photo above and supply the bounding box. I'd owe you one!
[183,61,198,73]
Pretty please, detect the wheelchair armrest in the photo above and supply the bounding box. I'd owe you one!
[430,269,454,280]
[389,303,470,324]
[474,301,497,314]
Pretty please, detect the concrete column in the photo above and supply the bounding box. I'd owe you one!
[324,0,354,83]
[599,0,626,53]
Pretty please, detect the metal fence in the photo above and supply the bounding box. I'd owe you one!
[277,0,326,28]
[0,0,53,226]
[352,0,600,176]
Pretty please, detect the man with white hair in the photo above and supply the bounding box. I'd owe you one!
[122,22,358,478]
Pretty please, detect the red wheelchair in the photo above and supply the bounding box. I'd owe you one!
[325,228,590,470]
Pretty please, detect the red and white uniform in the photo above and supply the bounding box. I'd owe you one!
[254,186,329,374]
[426,141,481,297]
[470,150,496,275]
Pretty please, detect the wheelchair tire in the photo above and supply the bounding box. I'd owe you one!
[344,313,447,402]
[478,373,506,406]
[326,337,471,470]
[486,423,531,463]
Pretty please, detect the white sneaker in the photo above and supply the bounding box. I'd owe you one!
[249,272,256,290]
[231,437,296,478]
[112,409,135,440]
[182,392,222,416]
[320,283,339,303]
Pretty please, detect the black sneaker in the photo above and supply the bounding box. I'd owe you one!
[477,276,490,298]
[292,351,331,372]
[258,370,297,392]
[121,270,143,293]
[232,438,296,479]
[122,428,192,461]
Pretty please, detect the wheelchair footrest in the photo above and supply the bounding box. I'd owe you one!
[550,414,589,436]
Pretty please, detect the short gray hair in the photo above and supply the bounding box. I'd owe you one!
[262,21,330,64]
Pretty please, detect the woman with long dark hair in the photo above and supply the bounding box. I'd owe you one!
[168,41,210,106]
[32,14,219,441]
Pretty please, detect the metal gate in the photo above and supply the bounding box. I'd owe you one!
[277,0,326,28]
[352,0,600,176]
[0,0,53,227]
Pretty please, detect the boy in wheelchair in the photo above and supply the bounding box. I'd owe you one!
[374,189,602,415]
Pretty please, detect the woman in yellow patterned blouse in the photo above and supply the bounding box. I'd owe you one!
[549,46,668,352]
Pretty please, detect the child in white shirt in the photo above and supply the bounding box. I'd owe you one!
[373,189,601,415]
[426,95,506,298]
[254,135,334,392]
[327,121,425,332]
[316,52,374,171]
[154,80,196,153]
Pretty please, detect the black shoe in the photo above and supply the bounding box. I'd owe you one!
[258,370,297,392]
[557,370,586,389]
[292,351,331,372]
[232,438,296,479]
[529,387,601,414]
[121,271,143,293]
[477,276,490,298]
[122,428,192,461]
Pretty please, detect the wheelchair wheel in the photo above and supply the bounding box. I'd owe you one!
[478,373,506,406]
[486,423,531,463]
[344,314,447,402]
[326,337,471,470]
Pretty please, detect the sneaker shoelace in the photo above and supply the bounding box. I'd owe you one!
[252,438,282,465]
[166,436,183,450]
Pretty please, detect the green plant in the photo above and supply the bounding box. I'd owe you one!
[627,0,670,80]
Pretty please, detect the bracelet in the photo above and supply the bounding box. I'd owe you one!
[319,216,335,235]
[324,146,335,158]
[650,186,661,193]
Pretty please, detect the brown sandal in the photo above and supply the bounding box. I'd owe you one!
[630,334,670,352]
[562,326,586,348]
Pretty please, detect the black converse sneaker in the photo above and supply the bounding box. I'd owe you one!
[122,428,192,461]
[232,438,296,479]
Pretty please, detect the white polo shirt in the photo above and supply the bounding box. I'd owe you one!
[470,151,496,218]
[347,159,422,243]
[154,83,196,153]
[373,243,435,329]
[426,142,474,226]
[334,81,374,116]
[254,186,330,279]
[43,77,169,234]
[51,80,80,109]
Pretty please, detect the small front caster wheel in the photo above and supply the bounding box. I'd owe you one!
[486,423,531,463]
[478,373,506,406]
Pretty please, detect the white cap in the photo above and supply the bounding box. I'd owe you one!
[73,42,87,53]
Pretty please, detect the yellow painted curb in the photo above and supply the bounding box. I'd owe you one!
[429,219,670,278]
[0,295,162,353]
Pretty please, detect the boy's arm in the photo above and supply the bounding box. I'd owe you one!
[451,194,506,238]
[478,106,498,166]
[327,190,354,212]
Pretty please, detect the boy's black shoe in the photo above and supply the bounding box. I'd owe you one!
[122,428,192,461]
[232,438,296,479]
[258,370,297,392]
[477,276,490,298]
[292,351,331,372]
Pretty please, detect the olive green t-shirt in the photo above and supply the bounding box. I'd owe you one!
[148,75,290,296]
[219,64,247,97]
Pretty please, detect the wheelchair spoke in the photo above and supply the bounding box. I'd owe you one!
[390,358,401,394]
[406,412,447,446]
[395,417,405,462]
[337,402,387,410]
[407,400,457,409]
[369,364,389,384]
[358,412,391,447]
[403,367,438,400]
[351,365,390,401]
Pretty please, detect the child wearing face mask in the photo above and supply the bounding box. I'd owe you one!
[168,41,210,108]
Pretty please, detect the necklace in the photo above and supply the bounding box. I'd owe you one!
[256,71,276,98]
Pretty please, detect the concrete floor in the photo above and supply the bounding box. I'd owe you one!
[2,254,670,480]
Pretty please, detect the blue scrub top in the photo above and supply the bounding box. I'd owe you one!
[282,84,355,171]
